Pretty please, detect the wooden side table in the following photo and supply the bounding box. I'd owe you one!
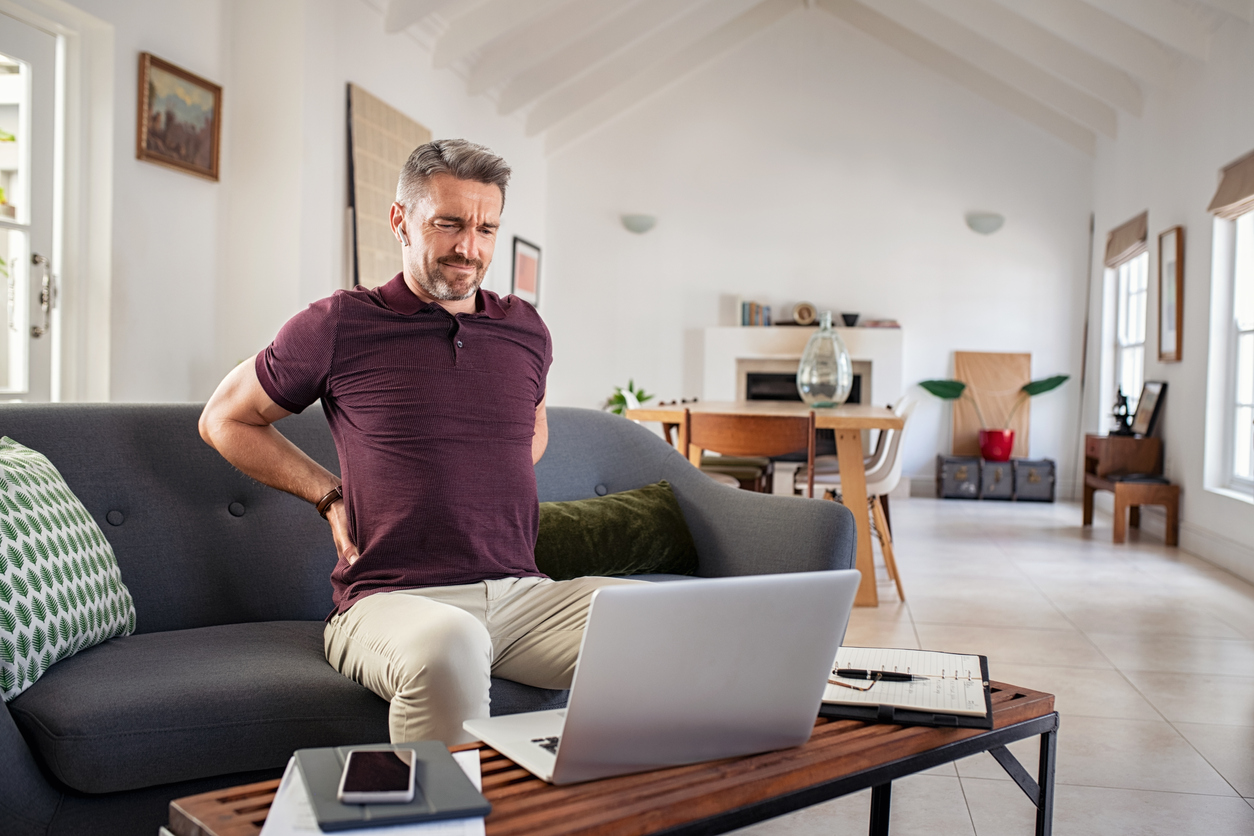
[1082,434,1179,545]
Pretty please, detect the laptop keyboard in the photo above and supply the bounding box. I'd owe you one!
[530,736,560,755]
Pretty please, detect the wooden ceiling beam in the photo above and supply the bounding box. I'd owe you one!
[1080,0,1213,62]
[991,0,1180,87]
[859,0,1117,138]
[497,0,706,115]
[383,0,467,34]
[818,0,1095,154]
[545,0,799,153]
[468,0,624,95]
[917,0,1142,116]
[434,0,573,69]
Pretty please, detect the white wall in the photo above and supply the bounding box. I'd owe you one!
[544,8,1093,488]
[1087,22,1254,583]
[63,0,548,401]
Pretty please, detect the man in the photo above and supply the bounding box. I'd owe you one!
[199,139,632,745]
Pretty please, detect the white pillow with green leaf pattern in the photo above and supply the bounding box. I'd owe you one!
[0,437,136,701]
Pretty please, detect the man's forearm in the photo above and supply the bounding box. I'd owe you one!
[204,418,339,504]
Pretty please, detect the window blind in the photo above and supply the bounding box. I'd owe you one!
[1207,149,1254,220]
[1104,211,1148,268]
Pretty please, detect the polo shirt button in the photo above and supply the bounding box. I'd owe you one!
[595,484,608,496]
[456,340,463,347]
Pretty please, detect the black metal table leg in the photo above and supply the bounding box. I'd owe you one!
[1036,727,1057,836]
[869,782,891,836]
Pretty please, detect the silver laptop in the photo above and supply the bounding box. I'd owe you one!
[463,570,860,785]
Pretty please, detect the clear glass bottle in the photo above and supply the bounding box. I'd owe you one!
[795,310,853,407]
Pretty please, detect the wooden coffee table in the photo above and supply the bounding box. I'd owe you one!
[170,682,1057,836]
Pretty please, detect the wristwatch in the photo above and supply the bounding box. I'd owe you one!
[316,485,343,519]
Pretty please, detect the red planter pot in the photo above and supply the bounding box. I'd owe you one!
[978,429,1015,462]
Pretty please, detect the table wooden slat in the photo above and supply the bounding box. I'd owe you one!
[169,682,1053,836]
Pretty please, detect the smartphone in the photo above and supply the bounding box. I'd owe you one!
[337,748,416,804]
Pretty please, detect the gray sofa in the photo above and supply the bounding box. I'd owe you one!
[0,404,855,836]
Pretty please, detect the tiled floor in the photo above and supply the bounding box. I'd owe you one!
[735,496,1254,835]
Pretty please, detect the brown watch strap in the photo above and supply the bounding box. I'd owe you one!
[316,485,343,518]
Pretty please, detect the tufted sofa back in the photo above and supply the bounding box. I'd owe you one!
[0,404,340,632]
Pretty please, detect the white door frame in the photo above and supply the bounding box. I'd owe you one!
[0,0,112,402]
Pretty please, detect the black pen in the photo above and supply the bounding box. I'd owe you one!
[834,668,925,682]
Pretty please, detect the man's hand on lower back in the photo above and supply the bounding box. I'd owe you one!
[326,501,360,565]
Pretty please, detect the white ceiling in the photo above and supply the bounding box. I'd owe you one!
[373,0,1252,155]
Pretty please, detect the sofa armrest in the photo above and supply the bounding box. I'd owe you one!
[673,474,857,577]
[0,697,62,834]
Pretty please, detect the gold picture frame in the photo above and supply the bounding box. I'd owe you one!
[136,53,222,181]
[1157,226,1184,363]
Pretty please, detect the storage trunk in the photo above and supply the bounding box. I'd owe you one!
[937,456,981,499]
[980,460,1015,500]
[1014,459,1056,502]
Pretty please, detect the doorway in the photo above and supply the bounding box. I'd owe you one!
[0,11,56,401]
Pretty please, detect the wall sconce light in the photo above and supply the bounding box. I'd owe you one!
[965,212,1005,235]
[621,214,657,234]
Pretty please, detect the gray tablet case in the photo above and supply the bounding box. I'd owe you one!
[293,740,491,832]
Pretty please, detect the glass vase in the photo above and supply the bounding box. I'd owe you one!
[795,311,853,407]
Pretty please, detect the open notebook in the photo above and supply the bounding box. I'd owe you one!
[820,646,992,729]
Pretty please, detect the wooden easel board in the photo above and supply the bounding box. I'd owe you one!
[952,352,1030,458]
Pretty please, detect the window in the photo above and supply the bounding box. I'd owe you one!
[1113,251,1149,414]
[1230,211,1254,482]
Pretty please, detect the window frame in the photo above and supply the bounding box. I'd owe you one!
[1110,250,1149,417]
[1226,211,1254,491]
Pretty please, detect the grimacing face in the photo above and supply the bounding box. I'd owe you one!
[395,173,502,302]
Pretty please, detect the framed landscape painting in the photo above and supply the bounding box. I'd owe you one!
[136,53,222,180]
[512,237,541,307]
[1158,226,1184,362]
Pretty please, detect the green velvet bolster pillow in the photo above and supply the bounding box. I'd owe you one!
[534,480,699,580]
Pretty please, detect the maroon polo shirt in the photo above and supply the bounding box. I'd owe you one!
[255,273,551,615]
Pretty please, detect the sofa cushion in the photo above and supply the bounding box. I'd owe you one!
[534,481,699,581]
[0,438,137,701]
[7,621,390,794]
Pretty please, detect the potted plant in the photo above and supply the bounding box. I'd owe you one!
[604,379,654,415]
[919,375,1069,461]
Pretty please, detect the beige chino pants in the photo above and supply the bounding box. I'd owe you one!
[324,576,642,745]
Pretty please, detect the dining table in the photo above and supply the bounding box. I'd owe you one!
[624,401,903,607]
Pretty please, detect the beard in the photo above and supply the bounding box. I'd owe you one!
[413,254,486,301]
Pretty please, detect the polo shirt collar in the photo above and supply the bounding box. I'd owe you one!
[379,273,506,320]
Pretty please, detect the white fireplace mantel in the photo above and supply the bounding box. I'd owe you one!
[702,326,904,406]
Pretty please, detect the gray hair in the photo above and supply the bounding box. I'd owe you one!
[395,139,511,213]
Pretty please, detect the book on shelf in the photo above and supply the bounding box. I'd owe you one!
[820,646,992,729]
[739,301,772,326]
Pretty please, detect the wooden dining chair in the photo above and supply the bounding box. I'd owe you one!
[682,408,817,498]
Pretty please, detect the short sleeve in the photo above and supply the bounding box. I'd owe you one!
[255,294,340,414]
[536,315,552,406]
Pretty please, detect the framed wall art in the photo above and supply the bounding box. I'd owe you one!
[1157,226,1184,362]
[136,53,222,180]
[511,237,541,307]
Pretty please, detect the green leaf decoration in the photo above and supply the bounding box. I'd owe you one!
[75,585,86,607]
[0,545,9,573]
[26,566,42,593]
[36,509,53,533]
[125,610,136,633]
[0,519,16,544]
[1021,374,1070,397]
[18,542,32,569]
[40,650,51,677]
[56,534,69,557]
[57,588,68,612]
[51,562,63,585]
[12,573,29,598]
[13,516,29,537]
[45,592,58,617]
[15,600,31,628]
[16,631,29,658]
[0,472,8,493]
[40,564,53,589]
[0,607,15,633]
[0,578,11,604]
[32,625,45,653]
[33,540,49,565]
[31,596,46,622]
[0,636,13,664]
[14,491,31,511]
[72,612,82,636]
[918,379,967,399]
[0,667,13,693]
[71,556,83,580]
